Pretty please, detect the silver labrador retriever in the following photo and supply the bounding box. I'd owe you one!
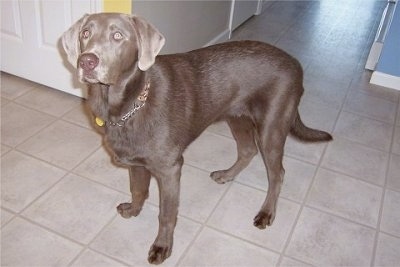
[61,13,332,264]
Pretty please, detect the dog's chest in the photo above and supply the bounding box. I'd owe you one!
[104,127,148,166]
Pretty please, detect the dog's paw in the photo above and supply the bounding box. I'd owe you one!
[116,202,142,218]
[253,211,275,229]
[210,170,235,184]
[148,244,172,265]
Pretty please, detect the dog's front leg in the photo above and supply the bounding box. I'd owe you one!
[148,159,182,265]
[117,166,151,218]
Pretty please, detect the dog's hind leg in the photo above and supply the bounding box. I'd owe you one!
[253,128,285,229]
[252,92,296,229]
[117,166,151,218]
[210,116,258,184]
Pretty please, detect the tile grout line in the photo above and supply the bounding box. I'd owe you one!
[370,91,400,266]
[66,213,133,267]
[12,116,102,170]
[336,8,399,265]
[0,78,38,103]
[2,1,398,266]
[174,179,234,266]
[233,175,396,231]
[11,88,82,119]
[276,29,365,262]
[276,140,330,266]
[4,144,136,267]
[219,9,353,261]
[1,104,127,265]
[275,4,355,263]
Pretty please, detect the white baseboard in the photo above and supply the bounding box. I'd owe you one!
[370,71,400,91]
[365,42,383,70]
[204,28,231,47]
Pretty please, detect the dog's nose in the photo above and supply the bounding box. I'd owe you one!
[78,53,99,71]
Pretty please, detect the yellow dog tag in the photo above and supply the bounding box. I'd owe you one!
[95,117,105,127]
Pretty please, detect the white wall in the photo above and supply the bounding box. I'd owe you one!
[132,1,231,54]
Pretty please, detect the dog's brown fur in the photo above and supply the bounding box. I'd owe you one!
[61,13,332,264]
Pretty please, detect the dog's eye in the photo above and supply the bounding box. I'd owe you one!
[113,31,123,40]
[82,29,90,39]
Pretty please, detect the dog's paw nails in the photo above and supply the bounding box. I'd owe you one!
[117,203,141,218]
[253,211,274,229]
[148,244,171,265]
[210,170,234,184]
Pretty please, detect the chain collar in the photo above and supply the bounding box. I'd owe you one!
[95,81,150,127]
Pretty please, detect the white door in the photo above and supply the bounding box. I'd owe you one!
[230,0,260,32]
[1,0,101,97]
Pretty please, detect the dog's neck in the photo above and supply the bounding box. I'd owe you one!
[87,66,149,124]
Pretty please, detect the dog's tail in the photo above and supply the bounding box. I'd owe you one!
[290,111,333,142]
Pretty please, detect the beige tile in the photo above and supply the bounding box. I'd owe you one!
[321,138,388,185]
[397,105,400,126]
[236,155,316,203]
[90,204,200,266]
[62,100,94,129]
[343,91,396,124]
[392,126,400,155]
[1,144,11,156]
[148,164,228,222]
[206,121,233,139]
[303,74,350,109]
[184,131,237,173]
[374,233,400,266]
[387,154,400,192]
[1,217,82,266]
[350,71,399,103]
[233,21,287,45]
[17,120,101,170]
[307,168,382,227]
[1,103,56,147]
[1,151,66,212]
[284,135,328,164]
[334,111,393,151]
[208,183,300,252]
[23,174,126,244]
[273,32,315,67]
[71,249,127,266]
[179,227,279,266]
[381,189,400,237]
[280,257,312,266]
[286,207,375,266]
[77,151,228,223]
[1,97,10,107]
[1,208,15,227]
[262,1,309,23]
[0,73,35,100]
[74,148,130,194]
[15,86,80,117]
[1,2,395,266]
[276,36,320,66]
[298,97,340,133]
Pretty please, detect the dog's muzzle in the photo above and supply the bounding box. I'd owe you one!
[78,53,100,83]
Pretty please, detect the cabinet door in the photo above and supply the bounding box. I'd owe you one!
[1,0,101,97]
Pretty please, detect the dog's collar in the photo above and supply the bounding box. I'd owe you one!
[95,81,150,127]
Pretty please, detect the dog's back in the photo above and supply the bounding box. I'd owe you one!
[151,41,305,134]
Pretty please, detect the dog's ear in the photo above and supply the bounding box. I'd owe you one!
[61,14,89,68]
[129,15,165,71]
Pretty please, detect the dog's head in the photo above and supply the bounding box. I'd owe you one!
[61,13,165,85]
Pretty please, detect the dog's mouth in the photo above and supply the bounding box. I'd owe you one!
[79,69,107,85]
[82,75,98,84]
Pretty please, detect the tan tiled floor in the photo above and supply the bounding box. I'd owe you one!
[2,1,400,266]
